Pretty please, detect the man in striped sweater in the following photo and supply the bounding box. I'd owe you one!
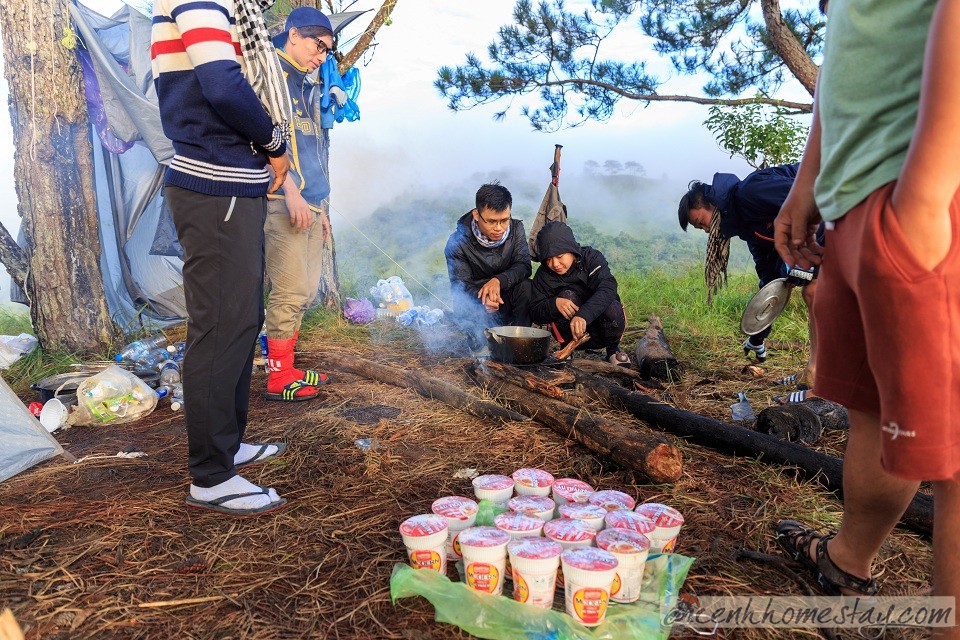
[152,0,290,515]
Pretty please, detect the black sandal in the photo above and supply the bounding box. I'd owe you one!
[775,520,879,596]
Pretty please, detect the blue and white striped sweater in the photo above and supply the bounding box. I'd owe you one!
[151,0,285,197]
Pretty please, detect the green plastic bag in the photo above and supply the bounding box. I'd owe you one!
[390,552,694,640]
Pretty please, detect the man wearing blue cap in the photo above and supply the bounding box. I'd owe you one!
[262,7,335,402]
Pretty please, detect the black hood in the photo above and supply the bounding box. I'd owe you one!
[536,221,581,261]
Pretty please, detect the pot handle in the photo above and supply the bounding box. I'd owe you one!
[484,329,503,343]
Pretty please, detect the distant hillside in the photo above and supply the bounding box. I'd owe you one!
[335,171,755,305]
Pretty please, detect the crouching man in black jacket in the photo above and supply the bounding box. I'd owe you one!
[530,221,628,365]
[444,182,533,354]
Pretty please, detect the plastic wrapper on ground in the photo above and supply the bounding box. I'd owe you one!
[344,297,377,324]
[390,552,693,640]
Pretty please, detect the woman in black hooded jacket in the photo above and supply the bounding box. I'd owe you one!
[530,221,629,364]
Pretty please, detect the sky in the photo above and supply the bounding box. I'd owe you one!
[0,0,813,302]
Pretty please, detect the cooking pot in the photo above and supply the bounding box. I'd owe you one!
[484,326,552,365]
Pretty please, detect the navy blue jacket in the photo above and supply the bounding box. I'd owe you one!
[703,163,799,247]
[444,212,532,299]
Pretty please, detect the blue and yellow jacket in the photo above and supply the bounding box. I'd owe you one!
[268,50,331,210]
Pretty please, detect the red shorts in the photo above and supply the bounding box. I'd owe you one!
[814,181,960,481]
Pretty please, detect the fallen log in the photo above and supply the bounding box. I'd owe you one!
[572,371,933,537]
[482,360,566,399]
[755,405,823,444]
[469,363,683,484]
[634,316,683,382]
[574,359,644,380]
[321,353,529,424]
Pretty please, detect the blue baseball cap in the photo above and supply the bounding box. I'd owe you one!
[273,7,333,48]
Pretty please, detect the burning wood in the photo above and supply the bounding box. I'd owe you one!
[634,316,683,381]
[554,333,590,360]
[480,360,567,399]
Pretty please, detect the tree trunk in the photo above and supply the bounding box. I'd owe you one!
[315,128,341,312]
[761,0,819,96]
[0,0,117,353]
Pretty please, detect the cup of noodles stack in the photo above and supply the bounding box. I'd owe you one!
[558,502,607,532]
[399,514,449,574]
[507,537,563,609]
[512,468,555,497]
[458,526,512,596]
[431,496,478,563]
[560,547,619,627]
[508,495,556,523]
[595,528,650,604]
[551,478,594,509]
[634,503,684,553]
[471,474,515,507]
[543,517,596,587]
[588,489,636,512]
[494,511,545,577]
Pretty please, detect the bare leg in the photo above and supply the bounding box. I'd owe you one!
[932,477,960,639]
[818,409,919,584]
[801,281,818,386]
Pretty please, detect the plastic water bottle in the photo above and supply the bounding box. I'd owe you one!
[158,360,181,386]
[166,341,186,362]
[156,385,170,400]
[169,383,184,412]
[115,335,168,365]
[259,331,269,359]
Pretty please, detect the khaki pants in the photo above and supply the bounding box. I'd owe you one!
[264,199,325,339]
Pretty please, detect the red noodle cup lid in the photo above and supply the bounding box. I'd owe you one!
[604,510,656,535]
[509,495,556,515]
[596,528,651,554]
[494,511,544,533]
[543,518,596,543]
[561,547,618,572]
[635,503,684,528]
[552,478,594,502]
[458,526,511,548]
[399,514,448,537]
[508,537,562,560]
[431,496,479,520]
[558,502,607,521]
[512,468,555,489]
[472,474,515,491]
[588,490,636,512]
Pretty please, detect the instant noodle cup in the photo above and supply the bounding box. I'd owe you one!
[472,474,515,506]
[458,526,511,596]
[543,517,595,586]
[604,509,657,539]
[511,468,555,497]
[399,514,448,574]
[558,502,607,532]
[552,478,594,507]
[560,547,619,627]
[588,489,636,512]
[431,496,479,561]
[508,537,562,609]
[596,528,651,604]
[634,503,684,553]
[495,511,545,578]
[508,495,556,522]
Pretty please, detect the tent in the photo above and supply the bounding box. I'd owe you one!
[0,376,63,483]
[13,0,365,330]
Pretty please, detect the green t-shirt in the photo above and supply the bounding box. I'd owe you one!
[815,0,936,221]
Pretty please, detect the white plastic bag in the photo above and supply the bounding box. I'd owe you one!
[0,333,38,368]
[72,365,158,426]
[369,275,413,313]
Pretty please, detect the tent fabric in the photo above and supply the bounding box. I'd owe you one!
[0,376,63,483]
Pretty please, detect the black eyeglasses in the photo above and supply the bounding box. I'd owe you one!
[310,37,334,56]
[478,213,511,228]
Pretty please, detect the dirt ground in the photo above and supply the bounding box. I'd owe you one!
[0,322,935,639]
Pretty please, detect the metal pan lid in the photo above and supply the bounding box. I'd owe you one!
[741,278,792,335]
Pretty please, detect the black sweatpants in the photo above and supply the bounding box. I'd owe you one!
[166,186,266,487]
[549,289,626,354]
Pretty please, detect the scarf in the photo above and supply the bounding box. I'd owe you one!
[472,218,511,249]
[234,0,293,135]
[704,208,730,305]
